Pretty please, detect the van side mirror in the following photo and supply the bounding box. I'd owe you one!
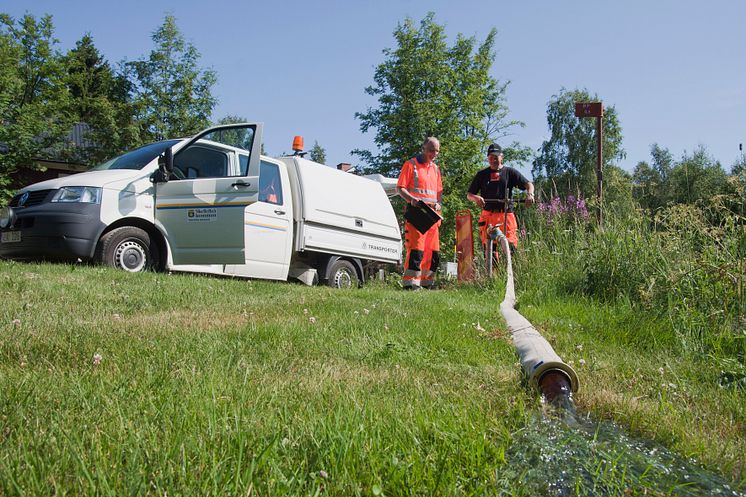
[156,147,174,183]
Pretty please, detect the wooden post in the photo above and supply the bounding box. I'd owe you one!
[574,102,604,226]
[596,113,603,226]
[455,210,475,281]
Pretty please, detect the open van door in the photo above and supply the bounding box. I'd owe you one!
[154,123,263,265]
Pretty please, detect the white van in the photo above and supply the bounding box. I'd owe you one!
[0,123,401,287]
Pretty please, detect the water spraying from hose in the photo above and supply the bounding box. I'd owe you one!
[488,227,744,494]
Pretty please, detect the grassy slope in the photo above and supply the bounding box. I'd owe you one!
[0,261,743,495]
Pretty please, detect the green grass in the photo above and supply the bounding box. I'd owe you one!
[0,262,525,495]
[0,260,743,496]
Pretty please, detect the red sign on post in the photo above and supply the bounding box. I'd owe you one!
[574,102,603,118]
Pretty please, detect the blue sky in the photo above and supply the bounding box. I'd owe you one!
[5,1,746,177]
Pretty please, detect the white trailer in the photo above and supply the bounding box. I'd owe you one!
[0,123,401,287]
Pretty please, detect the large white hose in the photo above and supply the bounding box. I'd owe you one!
[491,229,579,394]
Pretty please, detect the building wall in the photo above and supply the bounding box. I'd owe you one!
[11,160,88,190]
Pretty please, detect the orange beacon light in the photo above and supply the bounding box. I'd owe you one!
[292,135,304,153]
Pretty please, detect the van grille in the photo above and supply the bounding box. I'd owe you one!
[9,190,54,208]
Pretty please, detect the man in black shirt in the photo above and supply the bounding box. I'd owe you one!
[467,143,534,255]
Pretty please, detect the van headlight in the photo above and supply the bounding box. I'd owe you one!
[0,206,15,229]
[51,186,102,204]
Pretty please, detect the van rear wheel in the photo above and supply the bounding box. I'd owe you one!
[326,259,359,289]
[95,227,158,273]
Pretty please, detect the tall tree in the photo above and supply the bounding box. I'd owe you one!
[730,154,746,217]
[63,34,138,164]
[309,141,326,164]
[215,114,247,125]
[732,153,746,191]
[667,146,729,205]
[632,143,675,209]
[650,143,674,183]
[532,88,624,200]
[354,13,524,249]
[730,153,746,179]
[0,13,70,200]
[125,15,217,142]
[632,160,659,209]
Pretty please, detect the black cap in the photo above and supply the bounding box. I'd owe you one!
[487,143,503,156]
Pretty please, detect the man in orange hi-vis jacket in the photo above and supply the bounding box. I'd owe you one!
[396,137,443,290]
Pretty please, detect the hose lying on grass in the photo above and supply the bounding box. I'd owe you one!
[490,227,579,404]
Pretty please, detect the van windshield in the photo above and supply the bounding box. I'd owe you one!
[91,140,181,171]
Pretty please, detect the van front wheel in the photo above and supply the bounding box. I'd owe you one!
[95,227,157,273]
[326,259,359,289]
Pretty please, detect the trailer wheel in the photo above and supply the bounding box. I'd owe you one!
[95,226,158,273]
[326,259,359,289]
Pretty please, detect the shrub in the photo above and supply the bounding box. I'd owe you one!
[516,195,745,357]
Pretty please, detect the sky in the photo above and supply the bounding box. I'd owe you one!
[4,0,746,178]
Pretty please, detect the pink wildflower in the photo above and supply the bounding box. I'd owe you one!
[576,198,589,219]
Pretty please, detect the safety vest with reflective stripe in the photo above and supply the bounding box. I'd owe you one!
[398,157,441,203]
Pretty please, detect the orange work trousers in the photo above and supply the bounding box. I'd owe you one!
[402,220,440,289]
[478,211,518,259]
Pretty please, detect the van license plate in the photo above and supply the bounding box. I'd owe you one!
[1,231,21,243]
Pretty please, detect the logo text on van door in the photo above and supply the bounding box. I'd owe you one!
[363,242,399,255]
[187,208,217,222]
